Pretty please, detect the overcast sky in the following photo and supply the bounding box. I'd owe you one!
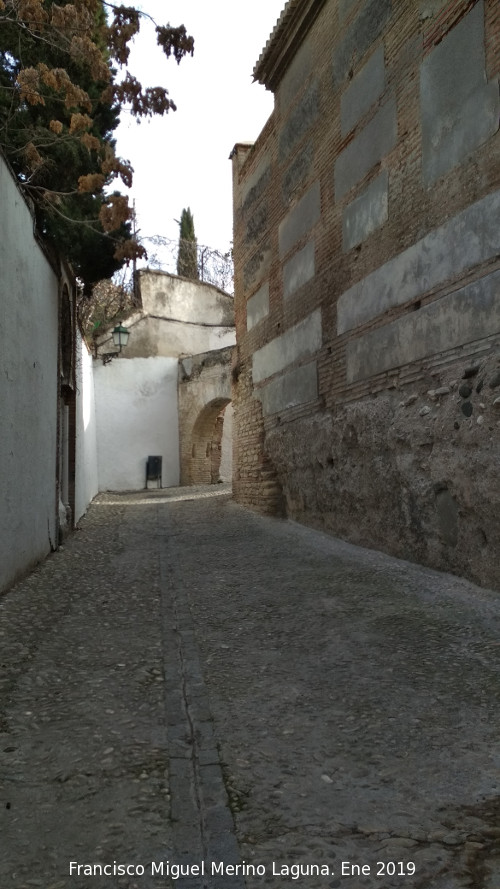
[115,1,285,265]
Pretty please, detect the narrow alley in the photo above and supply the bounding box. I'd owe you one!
[1,487,499,889]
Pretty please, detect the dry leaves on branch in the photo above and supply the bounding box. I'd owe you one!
[78,172,105,193]
[99,193,131,231]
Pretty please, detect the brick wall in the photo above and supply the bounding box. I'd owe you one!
[231,0,500,588]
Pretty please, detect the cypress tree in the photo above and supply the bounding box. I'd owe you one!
[177,208,199,280]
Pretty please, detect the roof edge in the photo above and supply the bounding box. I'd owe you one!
[253,0,328,92]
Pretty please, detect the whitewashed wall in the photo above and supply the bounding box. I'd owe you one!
[0,153,59,591]
[74,332,98,521]
[94,356,179,491]
[121,314,236,358]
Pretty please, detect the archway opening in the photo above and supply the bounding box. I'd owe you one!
[189,397,232,485]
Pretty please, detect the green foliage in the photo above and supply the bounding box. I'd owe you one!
[0,1,120,286]
[177,207,199,280]
[0,0,194,289]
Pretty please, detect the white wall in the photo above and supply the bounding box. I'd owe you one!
[94,356,180,491]
[0,153,59,591]
[74,332,99,521]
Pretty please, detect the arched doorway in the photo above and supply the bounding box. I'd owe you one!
[189,397,232,485]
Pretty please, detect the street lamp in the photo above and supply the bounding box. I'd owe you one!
[101,322,130,364]
[112,322,130,352]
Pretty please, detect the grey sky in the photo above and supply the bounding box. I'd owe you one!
[116,1,285,262]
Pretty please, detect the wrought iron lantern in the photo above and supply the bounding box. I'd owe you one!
[101,322,130,364]
[112,322,130,352]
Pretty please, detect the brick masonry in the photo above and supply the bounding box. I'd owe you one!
[231,0,500,588]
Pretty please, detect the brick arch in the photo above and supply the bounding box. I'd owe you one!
[188,397,231,485]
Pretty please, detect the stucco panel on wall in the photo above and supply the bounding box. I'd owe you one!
[279,181,321,257]
[257,361,318,416]
[283,240,316,299]
[244,246,272,293]
[240,156,271,212]
[341,45,386,136]
[334,97,397,200]
[342,170,388,251]
[420,2,499,185]
[245,204,268,246]
[421,2,486,119]
[253,308,322,384]
[94,356,179,491]
[279,81,320,162]
[247,282,270,330]
[422,80,499,187]
[278,40,313,112]
[332,0,392,87]
[338,0,357,23]
[282,142,314,205]
[346,269,500,382]
[338,188,500,334]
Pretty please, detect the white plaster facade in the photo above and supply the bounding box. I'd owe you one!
[0,199,59,588]
[74,332,99,521]
[94,356,179,491]
[0,154,67,590]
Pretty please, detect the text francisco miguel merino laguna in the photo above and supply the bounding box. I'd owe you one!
[69,861,342,879]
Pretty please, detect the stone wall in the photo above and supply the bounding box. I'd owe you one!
[266,351,500,590]
[232,0,500,587]
[178,348,234,486]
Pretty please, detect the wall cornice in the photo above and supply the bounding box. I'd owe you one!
[253,0,328,92]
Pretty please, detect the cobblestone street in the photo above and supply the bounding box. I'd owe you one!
[1,486,500,889]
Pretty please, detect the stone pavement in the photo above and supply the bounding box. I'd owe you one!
[1,485,500,889]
